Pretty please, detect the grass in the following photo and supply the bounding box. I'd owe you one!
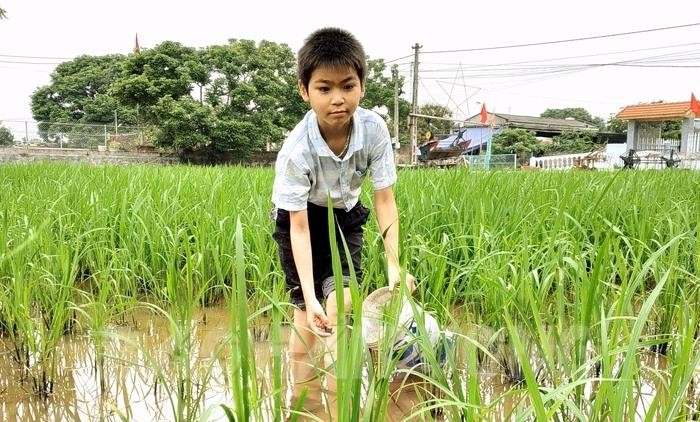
[0,162,698,420]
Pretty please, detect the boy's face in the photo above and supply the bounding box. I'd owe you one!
[298,66,364,132]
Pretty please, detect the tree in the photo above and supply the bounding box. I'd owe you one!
[540,107,605,129]
[0,7,6,19]
[549,130,596,154]
[112,41,196,113]
[416,103,454,140]
[0,125,13,146]
[31,55,130,123]
[491,128,544,163]
[361,59,411,141]
[27,35,411,159]
[150,96,213,151]
[201,39,306,154]
[30,54,134,143]
[606,117,627,134]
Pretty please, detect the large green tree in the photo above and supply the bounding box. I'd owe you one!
[540,107,605,129]
[31,55,131,124]
[198,39,305,154]
[112,41,196,112]
[30,54,135,143]
[0,7,6,19]
[491,128,544,163]
[28,36,411,157]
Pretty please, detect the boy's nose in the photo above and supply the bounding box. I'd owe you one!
[330,90,344,105]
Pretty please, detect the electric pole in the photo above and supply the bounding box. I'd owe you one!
[391,64,400,163]
[409,43,421,165]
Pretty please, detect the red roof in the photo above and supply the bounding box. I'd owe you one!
[616,101,696,121]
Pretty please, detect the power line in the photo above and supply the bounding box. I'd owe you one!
[418,42,700,72]
[0,59,62,65]
[0,53,74,60]
[421,22,700,54]
[385,54,413,64]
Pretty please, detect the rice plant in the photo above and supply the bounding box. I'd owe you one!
[0,162,699,421]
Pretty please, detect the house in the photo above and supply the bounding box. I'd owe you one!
[616,100,700,154]
[463,112,627,145]
[464,112,597,137]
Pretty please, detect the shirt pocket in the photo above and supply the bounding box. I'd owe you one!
[350,166,367,190]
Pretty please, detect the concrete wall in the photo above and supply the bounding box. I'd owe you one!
[0,146,179,165]
[1,144,414,167]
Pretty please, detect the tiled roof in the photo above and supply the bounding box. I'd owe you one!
[494,113,596,130]
[465,113,596,131]
[616,101,695,121]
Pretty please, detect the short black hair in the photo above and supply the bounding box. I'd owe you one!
[297,27,366,90]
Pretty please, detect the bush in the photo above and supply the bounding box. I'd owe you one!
[548,130,596,154]
[0,126,14,147]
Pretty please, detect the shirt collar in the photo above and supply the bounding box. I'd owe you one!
[307,110,361,161]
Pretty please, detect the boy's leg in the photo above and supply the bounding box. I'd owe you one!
[289,308,318,384]
[322,286,352,393]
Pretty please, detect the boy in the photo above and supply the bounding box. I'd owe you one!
[271,27,414,387]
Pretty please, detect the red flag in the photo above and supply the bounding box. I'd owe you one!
[134,33,141,54]
[480,103,488,124]
[691,92,700,116]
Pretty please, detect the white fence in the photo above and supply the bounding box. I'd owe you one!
[687,131,700,154]
[530,152,622,170]
[529,150,700,170]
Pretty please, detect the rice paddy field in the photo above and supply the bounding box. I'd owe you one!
[0,162,699,421]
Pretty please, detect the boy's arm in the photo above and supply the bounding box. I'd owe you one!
[374,186,415,291]
[289,209,330,336]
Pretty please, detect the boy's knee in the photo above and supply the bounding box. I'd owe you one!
[326,289,352,324]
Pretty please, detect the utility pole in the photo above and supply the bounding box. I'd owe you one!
[114,110,118,136]
[409,43,421,165]
[391,65,400,163]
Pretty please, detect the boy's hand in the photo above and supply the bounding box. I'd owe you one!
[305,298,331,337]
[388,268,416,293]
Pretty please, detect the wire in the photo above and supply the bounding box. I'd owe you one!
[0,53,74,60]
[384,54,414,64]
[417,42,700,72]
[421,22,700,54]
[0,59,62,65]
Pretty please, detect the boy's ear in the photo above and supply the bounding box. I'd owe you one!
[298,80,310,102]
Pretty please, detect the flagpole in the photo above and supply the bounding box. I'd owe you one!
[485,108,494,170]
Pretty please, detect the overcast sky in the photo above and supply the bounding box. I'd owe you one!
[1,0,699,131]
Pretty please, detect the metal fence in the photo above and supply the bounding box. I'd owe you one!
[463,154,517,170]
[636,137,680,152]
[0,120,148,151]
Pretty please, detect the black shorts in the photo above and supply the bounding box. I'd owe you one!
[272,201,370,310]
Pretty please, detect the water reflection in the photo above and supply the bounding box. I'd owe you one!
[0,305,697,421]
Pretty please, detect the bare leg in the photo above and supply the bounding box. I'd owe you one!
[288,308,318,404]
[323,287,352,393]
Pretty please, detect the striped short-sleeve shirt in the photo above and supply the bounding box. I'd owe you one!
[272,107,397,212]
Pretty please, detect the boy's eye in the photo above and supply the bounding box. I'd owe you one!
[344,84,356,90]
[318,87,330,93]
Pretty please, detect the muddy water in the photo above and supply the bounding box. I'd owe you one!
[0,305,695,421]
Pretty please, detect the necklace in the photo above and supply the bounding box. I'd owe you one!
[338,122,352,158]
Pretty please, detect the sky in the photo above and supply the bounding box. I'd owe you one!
[1,0,699,136]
